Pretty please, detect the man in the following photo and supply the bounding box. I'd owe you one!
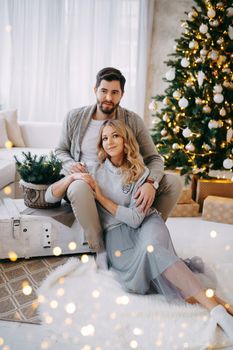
[55,67,182,255]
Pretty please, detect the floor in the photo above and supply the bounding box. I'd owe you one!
[0,216,233,350]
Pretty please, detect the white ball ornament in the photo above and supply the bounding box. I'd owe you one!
[200,49,208,56]
[165,69,175,81]
[214,94,224,104]
[214,84,223,93]
[203,143,211,151]
[210,19,219,27]
[189,40,199,49]
[173,126,180,134]
[172,143,180,150]
[227,128,233,143]
[162,114,170,122]
[185,142,195,152]
[148,100,157,111]
[173,90,181,99]
[181,58,189,68]
[199,24,208,34]
[203,105,211,114]
[207,8,216,18]
[178,97,189,109]
[161,128,167,136]
[182,127,192,138]
[220,107,226,116]
[208,120,219,129]
[209,50,218,60]
[226,7,233,17]
[195,98,202,105]
[223,158,233,169]
[163,97,170,105]
[217,37,224,45]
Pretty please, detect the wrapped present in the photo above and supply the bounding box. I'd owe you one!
[202,196,233,225]
[196,179,233,212]
[177,187,193,204]
[169,199,199,217]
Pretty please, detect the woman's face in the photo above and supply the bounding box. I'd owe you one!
[102,125,125,165]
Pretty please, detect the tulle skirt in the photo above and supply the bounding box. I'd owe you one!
[105,213,214,301]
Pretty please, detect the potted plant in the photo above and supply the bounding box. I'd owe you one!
[14,151,63,209]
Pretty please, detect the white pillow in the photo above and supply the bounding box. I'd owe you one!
[0,117,9,148]
[0,109,25,147]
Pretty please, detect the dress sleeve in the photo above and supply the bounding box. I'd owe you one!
[114,168,150,229]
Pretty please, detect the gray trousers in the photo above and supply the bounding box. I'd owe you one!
[66,173,182,253]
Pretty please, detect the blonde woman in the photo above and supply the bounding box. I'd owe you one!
[46,120,233,341]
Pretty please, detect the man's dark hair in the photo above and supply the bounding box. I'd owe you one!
[96,67,126,92]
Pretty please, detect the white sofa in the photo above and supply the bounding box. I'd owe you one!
[0,121,62,195]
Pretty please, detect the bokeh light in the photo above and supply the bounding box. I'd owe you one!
[53,246,62,256]
[68,241,77,250]
[8,251,17,262]
[65,302,76,314]
[147,245,154,253]
[81,254,89,263]
[205,289,214,298]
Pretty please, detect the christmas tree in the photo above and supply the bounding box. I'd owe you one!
[150,0,233,183]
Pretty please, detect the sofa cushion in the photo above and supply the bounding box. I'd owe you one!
[0,118,8,148]
[0,160,15,188]
[0,109,25,147]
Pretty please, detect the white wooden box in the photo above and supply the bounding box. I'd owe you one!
[0,198,93,259]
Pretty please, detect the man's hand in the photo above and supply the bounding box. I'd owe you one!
[69,162,87,174]
[134,182,156,213]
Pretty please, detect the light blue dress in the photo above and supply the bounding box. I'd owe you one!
[46,159,212,300]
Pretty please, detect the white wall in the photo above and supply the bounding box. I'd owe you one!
[144,0,193,126]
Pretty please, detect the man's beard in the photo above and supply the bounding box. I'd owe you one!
[97,99,120,115]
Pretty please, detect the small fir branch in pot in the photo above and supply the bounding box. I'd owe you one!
[14,151,63,184]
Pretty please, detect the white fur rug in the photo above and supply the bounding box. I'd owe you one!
[38,257,233,350]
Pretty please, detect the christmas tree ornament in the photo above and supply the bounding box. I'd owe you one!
[214,84,223,93]
[182,127,192,138]
[185,141,195,152]
[210,19,219,27]
[226,7,233,17]
[172,143,180,150]
[195,58,202,63]
[209,50,218,60]
[188,10,197,20]
[189,40,199,49]
[214,94,224,104]
[165,69,175,81]
[172,90,181,99]
[162,113,170,122]
[228,26,233,40]
[200,48,208,56]
[178,97,189,108]
[181,58,189,67]
[217,37,224,45]
[173,126,180,134]
[195,97,202,105]
[208,120,219,129]
[217,55,226,65]
[207,8,216,18]
[161,128,168,136]
[148,100,157,111]
[220,107,226,116]
[216,2,224,10]
[227,128,233,143]
[223,158,233,169]
[203,105,211,113]
[163,97,170,105]
[197,71,206,87]
[203,143,211,151]
[186,78,193,87]
[199,24,208,34]
[218,120,224,128]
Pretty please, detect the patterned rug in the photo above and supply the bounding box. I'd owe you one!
[0,256,69,324]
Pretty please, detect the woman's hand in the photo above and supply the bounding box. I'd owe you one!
[69,162,87,174]
[71,173,96,189]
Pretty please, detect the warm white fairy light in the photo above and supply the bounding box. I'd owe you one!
[147,245,154,253]
[45,315,53,324]
[114,250,121,257]
[8,251,17,262]
[0,338,4,346]
[133,328,144,335]
[130,340,138,349]
[225,245,231,251]
[5,140,13,148]
[65,302,76,314]
[57,287,65,296]
[110,312,117,319]
[3,186,11,195]
[22,283,32,296]
[53,246,62,256]
[205,289,214,298]
[65,318,73,325]
[41,340,49,349]
[92,289,100,298]
[80,324,95,336]
[68,241,77,250]
[50,300,58,309]
[81,254,89,263]
[38,294,45,303]
[116,295,129,305]
[210,230,217,238]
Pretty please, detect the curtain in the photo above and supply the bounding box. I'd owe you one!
[0,0,154,122]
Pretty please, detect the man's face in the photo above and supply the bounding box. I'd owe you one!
[95,80,124,115]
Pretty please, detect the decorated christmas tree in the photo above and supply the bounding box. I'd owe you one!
[150,0,233,183]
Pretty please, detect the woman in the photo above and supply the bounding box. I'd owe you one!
[46,120,233,341]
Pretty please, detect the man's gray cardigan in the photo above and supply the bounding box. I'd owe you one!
[55,104,164,183]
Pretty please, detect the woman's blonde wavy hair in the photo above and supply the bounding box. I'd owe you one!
[97,120,145,185]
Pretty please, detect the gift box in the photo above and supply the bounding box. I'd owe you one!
[177,187,193,204]
[169,199,199,217]
[202,196,233,225]
[195,179,233,212]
